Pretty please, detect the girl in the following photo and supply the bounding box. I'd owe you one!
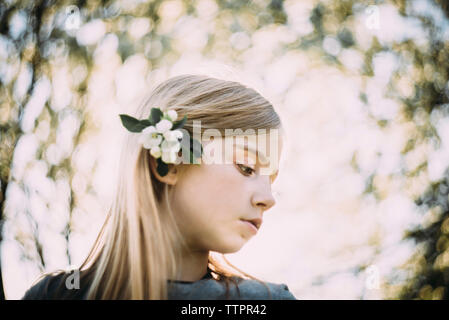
[21,74,297,300]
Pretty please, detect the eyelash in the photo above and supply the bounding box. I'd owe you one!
[236,163,278,183]
[237,164,256,176]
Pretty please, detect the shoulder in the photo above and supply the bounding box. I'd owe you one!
[230,278,298,300]
[21,271,65,300]
[168,277,298,300]
[21,269,87,300]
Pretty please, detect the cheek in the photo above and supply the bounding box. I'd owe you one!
[172,165,254,252]
[173,164,246,223]
[198,164,247,208]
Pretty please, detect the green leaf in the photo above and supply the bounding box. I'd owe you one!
[156,158,169,176]
[191,138,203,158]
[172,115,187,130]
[179,130,190,147]
[150,108,163,124]
[189,150,201,164]
[178,131,202,164]
[119,114,147,133]
[140,119,153,127]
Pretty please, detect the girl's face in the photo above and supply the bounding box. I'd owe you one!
[169,133,283,254]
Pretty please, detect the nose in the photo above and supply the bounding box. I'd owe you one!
[251,179,276,212]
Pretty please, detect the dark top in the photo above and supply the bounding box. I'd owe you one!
[21,268,297,300]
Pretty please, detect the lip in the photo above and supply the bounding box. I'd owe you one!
[240,218,262,234]
[241,220,258,234]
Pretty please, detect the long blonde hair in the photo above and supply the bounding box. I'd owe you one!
[54,74,282,299]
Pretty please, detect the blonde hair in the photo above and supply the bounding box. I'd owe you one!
[46,74,283,299]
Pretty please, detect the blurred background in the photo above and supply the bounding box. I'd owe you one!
[1,0,449,300]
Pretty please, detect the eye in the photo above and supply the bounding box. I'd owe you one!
[236,163,256,176]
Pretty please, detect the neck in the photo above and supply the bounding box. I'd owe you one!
[160,192,210,282]
[171,249,210,282]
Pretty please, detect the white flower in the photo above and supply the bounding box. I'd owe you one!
[162,151,178,164]
[166,110,178,122]
[141,133,162,149]
[142,126,156,135]
[156,119,173,133]
[139,126,160,147]
[161,139,181,153]
[150,146,162,158]
[163,129,183,142]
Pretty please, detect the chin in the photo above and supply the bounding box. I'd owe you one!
[219,247,242,254]
[212,239,246,254]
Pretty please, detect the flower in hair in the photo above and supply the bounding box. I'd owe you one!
[119,107,202,177]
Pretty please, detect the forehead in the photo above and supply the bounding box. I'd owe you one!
[233,133,283,163]
[201,129,283,174]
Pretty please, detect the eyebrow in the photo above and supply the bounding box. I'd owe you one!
[234,144,279,177]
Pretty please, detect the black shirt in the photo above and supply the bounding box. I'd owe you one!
[21,268,297,300]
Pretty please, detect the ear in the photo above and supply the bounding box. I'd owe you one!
[149,155,179,185]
